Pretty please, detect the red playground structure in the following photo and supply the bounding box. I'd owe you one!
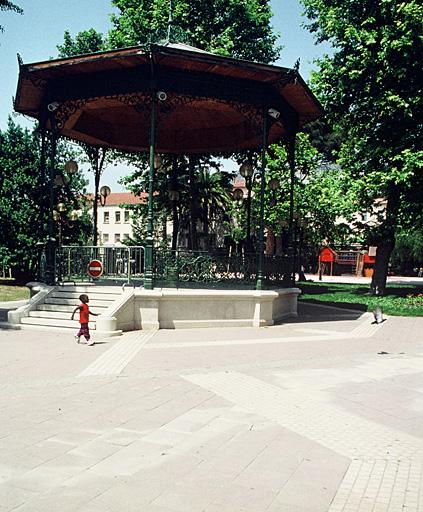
[318,247,376,277]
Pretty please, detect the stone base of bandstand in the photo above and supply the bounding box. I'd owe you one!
[96,287,300,335]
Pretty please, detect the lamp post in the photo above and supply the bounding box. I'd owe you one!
[97,185,111,206]
[239,162,254,251]
[45,158,80,284]
[53,207,80,284]
[92,184,111,247]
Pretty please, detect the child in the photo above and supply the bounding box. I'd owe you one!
[71,294,98,346]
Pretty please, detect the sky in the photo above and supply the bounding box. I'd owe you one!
[0,0,331,191]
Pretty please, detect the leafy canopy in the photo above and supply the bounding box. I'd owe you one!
[108,0,281,62]
[0,0,22,32]
[301,0,423,291]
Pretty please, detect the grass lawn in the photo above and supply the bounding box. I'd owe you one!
[299,281,423,317]
[0,284,30,302]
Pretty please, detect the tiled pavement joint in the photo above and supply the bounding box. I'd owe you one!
[77,331,156,377]
[184,371,423,512]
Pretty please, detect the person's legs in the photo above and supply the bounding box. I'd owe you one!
[80,323,94,346]
[78,323,93,345]
[75,324,86,343]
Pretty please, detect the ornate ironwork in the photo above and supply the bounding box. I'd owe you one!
[58,246,145,283]
[55,98,90,130]
[158,93,264,135]
[159,93,197,114]
[54,93,152,130]
[106,92,151,115]
[154,249,292,288]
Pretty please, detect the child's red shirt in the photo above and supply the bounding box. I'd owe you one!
[79,303,89,324]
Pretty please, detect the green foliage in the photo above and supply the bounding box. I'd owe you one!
[391,230,423,273]
[0,119,44,278]
[0,0,22,32]
[0,118,90,281]
[299,282,423,317]
[260,133,357,257]
[120,154,234,248]
[0,285,29,302]
[57,28,106,57]
[108,0,281,62]
[301,0,423,292]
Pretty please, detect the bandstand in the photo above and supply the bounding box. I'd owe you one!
[14,42,323,333]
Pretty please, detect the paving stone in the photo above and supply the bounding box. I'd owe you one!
[1,314,423,511]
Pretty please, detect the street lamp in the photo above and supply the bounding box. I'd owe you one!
[168,189,180,202]
[233,188,244,202]
[268,177,280,207]
[154,154,163,170]
[268,178,279,191]
[98,185,111,206]
[64,160,79,174]
[52,207,80,249]
[239,162,254,250]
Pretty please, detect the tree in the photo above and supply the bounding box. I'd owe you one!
[57,28,106,57]
[108,0,281,251]
[0,118,90,282]
[0,0,22,33]
[301,0,423,294]
[108,0,280,62]
[263,133,356,263]
[196,166,233,249]
[57,29,113,245]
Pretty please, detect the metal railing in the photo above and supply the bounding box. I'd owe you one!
[54,246,292,288]
[154,249,292,288]
[58,246,145,283]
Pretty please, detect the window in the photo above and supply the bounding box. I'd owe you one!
[103,211,109,224]
[103,233,109,243]
[115,233,121,243]
[124,210,130,223]
[115,211,121,223]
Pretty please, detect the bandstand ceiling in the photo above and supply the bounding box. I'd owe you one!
[14,42,323,154]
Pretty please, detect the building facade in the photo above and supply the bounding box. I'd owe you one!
[95,192,146,246]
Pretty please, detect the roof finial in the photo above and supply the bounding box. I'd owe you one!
[166,0,173,43]
[293,58,300,71]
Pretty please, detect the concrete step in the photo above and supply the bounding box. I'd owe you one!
[37,304,108,313]
[20,317,96,329]
[50,291,121,301]
[28,310,99,321]
[54,286,123,295]
[44,298,113,307]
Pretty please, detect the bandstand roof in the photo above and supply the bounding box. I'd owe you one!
[14,42,323,154]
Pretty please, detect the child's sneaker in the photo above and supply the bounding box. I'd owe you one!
[74,335,80,343]
[87,340,95,346]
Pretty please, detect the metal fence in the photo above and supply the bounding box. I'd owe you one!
[58,246,145,283]
[55,246,292,288]
[154,249,292,288]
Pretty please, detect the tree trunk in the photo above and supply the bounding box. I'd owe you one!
[162,213,167,243]
[265,228,275,255]
[371,237,395,295]
[188,156,198,251]
[203,206,210,251]
[171,201,179,251]
[370,184,400,295]
[275,235,283,255]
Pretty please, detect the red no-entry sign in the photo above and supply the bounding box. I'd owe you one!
[87,259,103,278]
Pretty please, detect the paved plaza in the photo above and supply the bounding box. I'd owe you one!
[1,304,423,511]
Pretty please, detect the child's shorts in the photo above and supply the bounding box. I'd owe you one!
[77,323,90,340]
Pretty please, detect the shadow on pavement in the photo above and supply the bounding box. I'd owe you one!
[282,301,365,324]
